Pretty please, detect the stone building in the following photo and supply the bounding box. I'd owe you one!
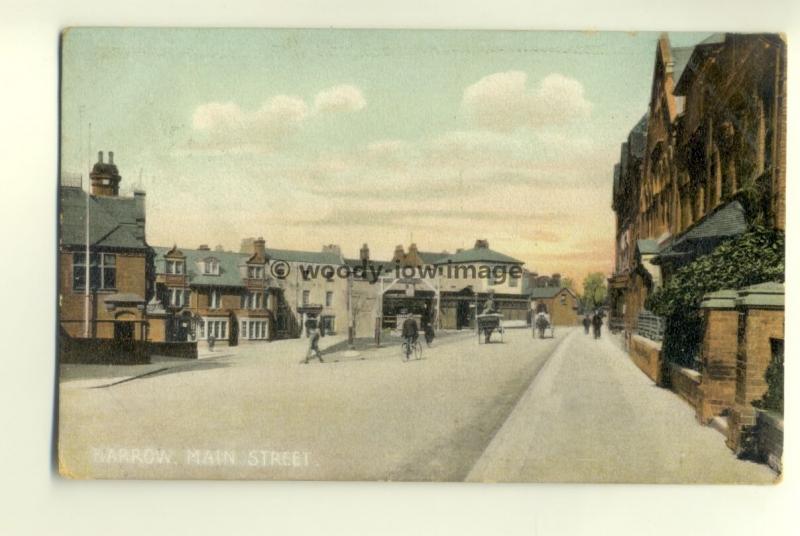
[59,151,153,344]
[608,33,786,338]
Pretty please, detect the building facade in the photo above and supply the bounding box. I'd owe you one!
[59,151,153,345]
[609,33,786,338]
[150,238,349,345]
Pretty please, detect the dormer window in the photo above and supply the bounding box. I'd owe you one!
[203,258,220,275]
[248,265,264,279]
[166,259,185,275]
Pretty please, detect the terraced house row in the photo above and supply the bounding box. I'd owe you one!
[59,152,576,356]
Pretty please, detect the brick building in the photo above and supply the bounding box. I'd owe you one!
[150,238,349,345]
[59,151,153,344]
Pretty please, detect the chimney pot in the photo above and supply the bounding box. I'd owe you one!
[98,151,104,164]
[109,151,114,164]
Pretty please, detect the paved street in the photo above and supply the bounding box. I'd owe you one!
[59,327,776,482]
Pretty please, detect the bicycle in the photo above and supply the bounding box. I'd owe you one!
[401,337,423,361]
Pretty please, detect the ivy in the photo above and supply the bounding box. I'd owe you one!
[645,226,784,367]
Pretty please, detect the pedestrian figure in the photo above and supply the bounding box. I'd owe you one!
[583,315,591,335]
[535,311,550,339]
[207,333,216,352]
[423,320,435,347]
[592,311,603,339]
[302,315,324,364]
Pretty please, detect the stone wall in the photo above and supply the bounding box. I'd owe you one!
[629,335,663,384]
[668,363,701,410]
[696,308,739,422]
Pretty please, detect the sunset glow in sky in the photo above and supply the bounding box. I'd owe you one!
[61,29,710,283]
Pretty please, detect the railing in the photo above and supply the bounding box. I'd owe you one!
[636,310,665,342]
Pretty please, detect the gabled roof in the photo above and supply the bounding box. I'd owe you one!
[60,187,147,250]
[435,246,523,265]
[153,246,248,287]
[674,34,727,96]
[529,286,574,299]
[154,244,348,287]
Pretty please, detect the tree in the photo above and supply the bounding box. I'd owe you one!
[582,272,607,310]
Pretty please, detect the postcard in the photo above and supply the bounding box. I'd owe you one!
[57,28,785,482]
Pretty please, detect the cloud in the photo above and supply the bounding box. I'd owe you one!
[186,84,365,153]
[462,71,592,132]
[314,84,366,114]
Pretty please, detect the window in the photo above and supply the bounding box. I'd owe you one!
[166,259,185,275]
[167,288,190,308]
[302,290,310,305]
[202,318,228,340]
[242,291,262,310]
[241,320,268,340]
[241,320,248,338]
[325,291,333,307]
[560,294,567,305]
[509,276,518,288]
[73,252,116,291]
[203,259,219,275]
[209,289,221,309]
[248,265,264,279]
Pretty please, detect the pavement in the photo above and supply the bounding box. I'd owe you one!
[57,326,777,483]
[467,328,777,484]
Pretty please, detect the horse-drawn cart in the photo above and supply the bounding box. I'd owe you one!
[477,313,504,344]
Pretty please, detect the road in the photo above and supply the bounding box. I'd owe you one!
[58,326,776,483]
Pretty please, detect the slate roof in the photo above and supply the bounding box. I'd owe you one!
[528,287,565,299]
[636,239,660,256]
[418,251,452,264]
[153,246,248,287]
[265,248,343,265]
[154,245,347,287]
[435,247,523,265]
[60,187,147,250]
[653,201,748,265]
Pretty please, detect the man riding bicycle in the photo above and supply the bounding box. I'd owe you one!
[400,310,419,360]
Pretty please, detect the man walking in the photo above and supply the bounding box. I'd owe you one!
[592,310,603,339]
[583,315,591,335]
[302,314,324,364]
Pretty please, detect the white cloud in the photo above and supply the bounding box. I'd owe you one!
[187,84,365,153]
[313,84,366,114]
[462,71,592,132]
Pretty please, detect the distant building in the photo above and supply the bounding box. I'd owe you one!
[150,239,348,345]
[529,287,579,326]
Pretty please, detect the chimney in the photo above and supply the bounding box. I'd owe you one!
[253,237,266,259]
[392,244,406,263]
[474,239,489,249]
[198,244,210,251]
[109,151,114,164]
[90,149,122,197]
[360,243,370,262]
[133,190,146,240]
[551,273,561,287]
[456,248,464,253]
[214,245,224,252]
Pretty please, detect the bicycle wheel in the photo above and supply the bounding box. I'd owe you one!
[401,341,410,361]
[414,341,422,360]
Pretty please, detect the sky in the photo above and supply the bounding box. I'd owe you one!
[60,28,711,284]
